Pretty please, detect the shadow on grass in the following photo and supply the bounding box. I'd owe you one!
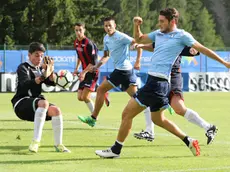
[0,128,118,131]
[0,145,28,151]
[0,155,194,165]
[0,144,191,150]
[0,120,23,122]
[0,158,99,164]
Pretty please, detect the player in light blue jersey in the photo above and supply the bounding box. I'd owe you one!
[134,43,217,145]
[95,8,230,158]
[78,17,143,127]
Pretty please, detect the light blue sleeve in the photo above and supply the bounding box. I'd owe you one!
[181,31,197,47]
[103,36,108,51]
[120,33,133,45]
[147,30,158,42]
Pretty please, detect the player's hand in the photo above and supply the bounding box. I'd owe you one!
[223,61,230,68]
[130,43,139,50]
[133,16,143,26]
[42,56,54,78]
[79,72,86,82]
[135,44,145,49]
[134,61,141,70]
[73,69,80,76]
[89,65,97,73]
[189,48,198,55]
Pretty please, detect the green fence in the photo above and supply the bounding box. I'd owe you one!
[0,44,75,51]
[1,44,230,51]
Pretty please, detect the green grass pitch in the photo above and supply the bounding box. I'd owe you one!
[0,92,230,172]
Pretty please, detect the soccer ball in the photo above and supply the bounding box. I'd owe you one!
[54,70,74,89]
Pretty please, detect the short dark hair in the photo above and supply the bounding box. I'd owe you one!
[159,8,179,24]
[28,42,46,54]
[103,17,115,22]
[75,22,85,28]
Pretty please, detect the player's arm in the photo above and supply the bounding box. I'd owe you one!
[17,65,43,88]
[136,43,154,52]
[73,58,81,75]
[180,46,199,56]
[43,73,56,86]
[41,56,55,85]
[43,65,56,86]
[132,42,154,70]
[85,41,99,73]
[78,63,93,82]
[133,16,152,44]
[131,40,143,70]
[92,51,110,70]
[192,42,230,68]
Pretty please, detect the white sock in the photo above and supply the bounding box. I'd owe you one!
[144,107,154,134]
[184,108,211,131]
[52,115,63,146]
[33,107,47,142]
[86,100,94,113]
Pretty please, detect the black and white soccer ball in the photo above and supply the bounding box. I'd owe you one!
[54,70,74,89]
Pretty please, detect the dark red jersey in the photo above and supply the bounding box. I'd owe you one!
[74,37,98,70]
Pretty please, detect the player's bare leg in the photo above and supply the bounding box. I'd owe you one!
[92,80,113,118]
[78,79,113,127]
[78,88,94,113]
[151,110,200,156]
[171,95,218,145]
[126,85,138,97]
[95,98,145,158]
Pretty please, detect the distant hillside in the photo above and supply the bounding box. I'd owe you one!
[204,0,230,47]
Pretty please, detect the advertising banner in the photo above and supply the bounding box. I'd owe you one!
[0,72,190,93]
[189,72,230,92]
[1,50,229,73]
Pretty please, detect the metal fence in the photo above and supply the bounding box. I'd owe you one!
[1,44,230,73]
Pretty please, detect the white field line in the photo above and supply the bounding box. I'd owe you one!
[65,120,175,137]
[160,166,230,172]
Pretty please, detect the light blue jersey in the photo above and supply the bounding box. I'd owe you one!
[147,28,196,80]
[104,31,133,70]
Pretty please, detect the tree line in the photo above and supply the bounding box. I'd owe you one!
[0,0,229,50]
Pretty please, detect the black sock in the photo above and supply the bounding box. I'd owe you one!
[91,115,96,120]
[183,136,190,147]
[111,141,123,154]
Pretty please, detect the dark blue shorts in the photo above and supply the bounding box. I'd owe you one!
[79,71,99,92]
[133,75,169,112]
[107,69,137,91]
[169,72,183,102]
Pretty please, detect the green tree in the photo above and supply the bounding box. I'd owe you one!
[204,0,230,47]
[185,0,224,48]
[150,0,191,31]
[73,0,114,48]
[104,0,121,15]
[0,0,226,49]
[149,0,224,48]
[0,0,113,48]
[115,0,154,36]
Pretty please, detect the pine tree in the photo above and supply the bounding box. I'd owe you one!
[185,0,224,48]
[72,0,113,48]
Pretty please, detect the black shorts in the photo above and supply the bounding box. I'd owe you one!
[14,97,53,122]
[169,72,183,102]
[107,69,137,91]
[133,75,169,112]
[78,71,99,92]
